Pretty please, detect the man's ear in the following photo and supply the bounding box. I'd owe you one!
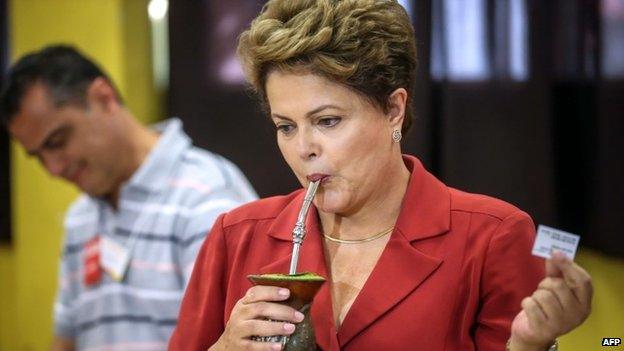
[85,77,121,114]
[387,87,407,130]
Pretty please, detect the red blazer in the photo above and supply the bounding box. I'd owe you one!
[169,155,544,350]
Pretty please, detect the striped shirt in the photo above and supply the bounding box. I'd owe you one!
[54,118,257,350]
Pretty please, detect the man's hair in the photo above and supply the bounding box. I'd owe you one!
[0,44,123,125]
[237,0,417,133]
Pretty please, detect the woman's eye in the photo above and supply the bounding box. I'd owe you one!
[318,117,341,128]
[276,124,295,134]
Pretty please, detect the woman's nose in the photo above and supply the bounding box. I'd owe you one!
[296,128,319,161]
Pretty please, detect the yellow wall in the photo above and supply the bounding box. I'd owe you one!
[0,0,159,350]
[559,249,624,350]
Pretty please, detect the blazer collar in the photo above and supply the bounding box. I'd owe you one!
[395,155,451,241]
[266,190,307,242]
[260,201,327,275]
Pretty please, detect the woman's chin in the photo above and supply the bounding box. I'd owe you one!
[316,204,341,214]
[314,193,350,214]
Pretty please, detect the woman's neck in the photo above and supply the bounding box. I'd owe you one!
[318,154,410,240]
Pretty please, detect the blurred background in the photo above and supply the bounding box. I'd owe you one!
[0,0,622,350]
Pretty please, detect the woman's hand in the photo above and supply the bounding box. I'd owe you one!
[509,251,593,351]
[209,285,305,351]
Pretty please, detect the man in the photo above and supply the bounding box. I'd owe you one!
[0,45,258,350]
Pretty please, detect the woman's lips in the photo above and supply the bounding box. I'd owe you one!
[306,173,329,182]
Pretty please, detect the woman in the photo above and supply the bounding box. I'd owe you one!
[170,0,592,350]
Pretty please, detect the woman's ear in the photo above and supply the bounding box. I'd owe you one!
[387,88,407,130]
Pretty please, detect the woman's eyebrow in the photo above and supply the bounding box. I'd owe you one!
[305,104,344,117]
[271,104,345,120]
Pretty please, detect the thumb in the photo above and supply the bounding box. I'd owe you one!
[545,250,566,277]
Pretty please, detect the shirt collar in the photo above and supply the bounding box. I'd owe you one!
[122,118,191,194]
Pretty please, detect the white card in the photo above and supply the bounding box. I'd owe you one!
[100,236,131,281]
[532,225,580,260]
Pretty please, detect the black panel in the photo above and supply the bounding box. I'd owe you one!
[169,0,299,198]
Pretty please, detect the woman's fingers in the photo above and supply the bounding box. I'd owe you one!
[511,257,594,349]
[237,339,285,351]
[521,296,547,333]
[532,288,564,315]
[531,254,593,339]
[538,277,577,311]
[522,296,547,325]
[242,285,291,304]
[240,319,297,337]
[237,286,304,323]
[531,288,566,336]
[240,301,305,323]
[548,252,593,308]
[217,285,306,350]
[227,285,305,336]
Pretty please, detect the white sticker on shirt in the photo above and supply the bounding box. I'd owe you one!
[100,236,131,281]
[532,225,580,260]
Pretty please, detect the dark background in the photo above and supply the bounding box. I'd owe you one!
[169,0,624,257]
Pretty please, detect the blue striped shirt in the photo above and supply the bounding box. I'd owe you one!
[54,118,257,350]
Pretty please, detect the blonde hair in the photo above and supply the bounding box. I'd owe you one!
[237,0,417,133]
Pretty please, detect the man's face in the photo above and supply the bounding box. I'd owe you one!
[8,82,123,197]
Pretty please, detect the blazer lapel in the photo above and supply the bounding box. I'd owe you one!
[338,155,451,347]
[337,229,443,346]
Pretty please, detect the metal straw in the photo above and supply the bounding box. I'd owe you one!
[288,180,320,274]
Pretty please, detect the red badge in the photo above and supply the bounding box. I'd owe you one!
[83,235,102,286]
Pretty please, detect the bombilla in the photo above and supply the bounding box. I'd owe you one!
[288,180,320,274]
